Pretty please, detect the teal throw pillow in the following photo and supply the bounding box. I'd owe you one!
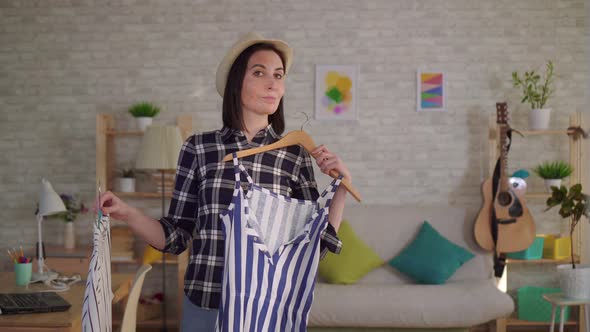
[389,221,474,284]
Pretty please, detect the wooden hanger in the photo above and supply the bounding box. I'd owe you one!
[222,130,362,202]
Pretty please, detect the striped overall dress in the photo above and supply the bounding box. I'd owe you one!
[82,211,113,332]
[216,153,342,332]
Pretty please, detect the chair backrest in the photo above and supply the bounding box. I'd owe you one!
[120,264,152,332]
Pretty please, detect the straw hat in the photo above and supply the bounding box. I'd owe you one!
[215,31,293,97]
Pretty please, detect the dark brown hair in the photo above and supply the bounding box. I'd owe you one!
[222,43,286,135]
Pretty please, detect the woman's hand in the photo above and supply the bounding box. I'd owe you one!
[311,145,352,183]
[98,191,137,223]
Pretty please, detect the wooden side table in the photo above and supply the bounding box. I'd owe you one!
[543,293,590,332]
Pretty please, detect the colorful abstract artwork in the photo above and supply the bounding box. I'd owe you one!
[417,71,446,112]
[315,65,358,121]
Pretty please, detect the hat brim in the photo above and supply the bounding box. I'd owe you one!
[216,35,293,97]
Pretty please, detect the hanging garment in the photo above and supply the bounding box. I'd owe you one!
[82,211,113,332]
[216,153,342,332]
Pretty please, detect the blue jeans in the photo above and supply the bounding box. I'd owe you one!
[181,295,218,332]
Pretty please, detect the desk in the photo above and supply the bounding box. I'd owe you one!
[0,272,134,332]
[543,293,590,332]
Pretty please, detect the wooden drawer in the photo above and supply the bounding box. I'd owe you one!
[45,257,90,276]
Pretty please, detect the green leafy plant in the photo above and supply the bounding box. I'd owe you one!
[128,102,161,118]
[533,160,573,180]
[119,168,135,178]
[512,60,554,109]
[545,184,589,268]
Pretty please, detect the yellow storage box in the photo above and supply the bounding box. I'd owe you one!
[542,235,571,260]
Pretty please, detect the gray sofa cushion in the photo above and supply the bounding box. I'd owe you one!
[309,280,514,327]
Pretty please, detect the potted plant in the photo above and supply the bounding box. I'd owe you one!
[128,102,161,131]
[533,160,573,192]
[512,60,555,130]
[545,184,590,299]
[47,194,88,249]
[118,168,136,193]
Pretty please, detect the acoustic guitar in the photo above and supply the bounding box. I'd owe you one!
[474,103,535,253]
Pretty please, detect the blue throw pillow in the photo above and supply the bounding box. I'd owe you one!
[389,221,474,284]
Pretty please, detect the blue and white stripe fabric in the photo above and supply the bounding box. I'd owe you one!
[82,211,113,332]
[217,153,342,332]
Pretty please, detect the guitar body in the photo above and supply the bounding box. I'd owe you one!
[474,177,536,252]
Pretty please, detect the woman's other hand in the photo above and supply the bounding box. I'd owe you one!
[311,145,352,183]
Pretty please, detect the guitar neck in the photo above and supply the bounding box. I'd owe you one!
[498,124,509,192]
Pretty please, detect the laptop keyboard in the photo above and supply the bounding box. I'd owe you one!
[12,294,47,307]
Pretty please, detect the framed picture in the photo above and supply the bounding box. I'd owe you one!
[315,65,358,121]
[416,70,446,112]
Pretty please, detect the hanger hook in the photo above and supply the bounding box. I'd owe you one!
[299,112,310,131]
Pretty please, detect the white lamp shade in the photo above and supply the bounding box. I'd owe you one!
[135,125,184,170]
[38,178,66,217]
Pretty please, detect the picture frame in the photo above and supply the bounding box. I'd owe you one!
[315,64,358,121]
[416,70,446,112]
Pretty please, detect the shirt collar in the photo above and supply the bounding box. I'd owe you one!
[220,124,280,143]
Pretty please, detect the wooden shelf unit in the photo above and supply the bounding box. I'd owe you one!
[506,317,577,326]
[488,112,588,332]
[96,113,193,328]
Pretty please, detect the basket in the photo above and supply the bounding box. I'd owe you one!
[542,235,571,260]
[517,286,570,322]
[136,302,162,321]
[507,236,544,260]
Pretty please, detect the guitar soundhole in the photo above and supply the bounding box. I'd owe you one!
[498,192,513,206]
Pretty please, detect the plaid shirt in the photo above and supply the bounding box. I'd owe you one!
[157,125,343,309]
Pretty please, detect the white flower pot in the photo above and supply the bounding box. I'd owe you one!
[557,264,590,299]
[118,178,136,193]
[136,117,153,132]
[544,179,562,192]
[528,108,551,130]
[64,222,75,249]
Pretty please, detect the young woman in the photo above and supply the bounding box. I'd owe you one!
[99,32,352,331]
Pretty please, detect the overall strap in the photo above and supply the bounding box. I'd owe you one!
[319,175,343,208]
[232,153,254,185]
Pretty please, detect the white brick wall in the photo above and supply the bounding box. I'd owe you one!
[0,0,587,301]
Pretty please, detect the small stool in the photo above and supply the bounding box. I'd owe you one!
[543,293,590,332]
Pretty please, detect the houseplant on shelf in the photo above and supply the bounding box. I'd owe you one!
[533,160,573,193]
[545,183,590,299]
[512,60,555,130]
[46,194,88,249]
[128,102,161,131]
[118,168,136,193]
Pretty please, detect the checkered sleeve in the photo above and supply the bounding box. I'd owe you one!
[153,135,201,255]
[291,148,342,259]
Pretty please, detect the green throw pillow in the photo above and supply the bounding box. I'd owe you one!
[319,220,384,284]
[389,221,474,284]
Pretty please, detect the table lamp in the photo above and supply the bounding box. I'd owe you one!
[135,125,184,332]
[32,178,66,282]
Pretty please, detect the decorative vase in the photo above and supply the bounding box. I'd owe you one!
[544,179,562,192]
[136,117,153,132]
[528,108,551,130]
[64,222,75,249]
[557,264,590,299]
[118,177,136,192]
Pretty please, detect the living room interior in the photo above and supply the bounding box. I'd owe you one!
[1,1,589,331]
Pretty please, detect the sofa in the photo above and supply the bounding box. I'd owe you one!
[308,205,514,331]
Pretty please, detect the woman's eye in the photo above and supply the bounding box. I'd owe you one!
[274,73,283,79]
[253,71,263,77]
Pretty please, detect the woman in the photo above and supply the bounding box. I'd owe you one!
[99,32,352,331]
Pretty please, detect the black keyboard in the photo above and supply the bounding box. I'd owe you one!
[11,294,47,307]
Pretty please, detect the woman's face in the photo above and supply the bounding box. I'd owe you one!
[241,49,285,118]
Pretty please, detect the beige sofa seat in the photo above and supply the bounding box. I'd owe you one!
[309,205,514,328]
